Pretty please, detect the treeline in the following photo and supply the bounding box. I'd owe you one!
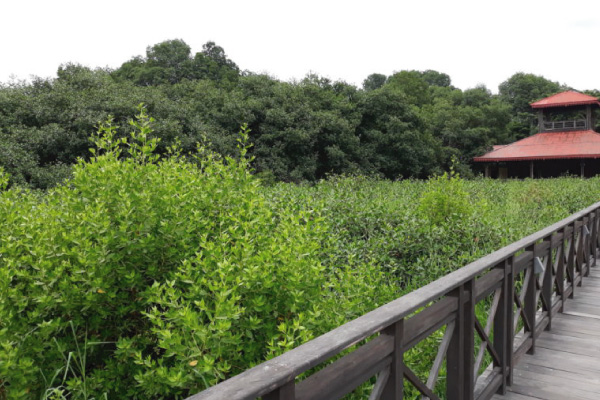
[0,39,596,188]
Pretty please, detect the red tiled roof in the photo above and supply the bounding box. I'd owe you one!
[530,91,600,109]
[473,130,600,162]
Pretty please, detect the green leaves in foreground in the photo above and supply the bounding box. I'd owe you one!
[0,108,353,399]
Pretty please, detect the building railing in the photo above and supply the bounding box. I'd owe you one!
[542,119,587,131]
[188,201,600,400]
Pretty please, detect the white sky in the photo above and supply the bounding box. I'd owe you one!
[2,0,600,93]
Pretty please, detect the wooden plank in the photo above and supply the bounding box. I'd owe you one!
[512,336,532,366]
[514,362,600,387]
[562,301,600,317]
[369,367,390,400]
[426,320,454,392]
[491,393,542,400]
[533,241,550,257]
[508,378,596,400]
[517,346,600,374]
[295,335,392,400]
[475,268,504,301]
[475,368,503,400]
[513,251,533,274]
[549,314,600,336]
[550,328,600,340]
[535,334,600,359]
[404,296,457,350]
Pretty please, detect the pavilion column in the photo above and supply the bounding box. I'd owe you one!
[581,161,585,178]
[587,105,592,130]
[485,165,490,178]
[530,161,534,178]
[538,110,544,131]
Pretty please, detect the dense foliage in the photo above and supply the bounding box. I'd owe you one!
[2,39,598,189]
[2,109,600,398]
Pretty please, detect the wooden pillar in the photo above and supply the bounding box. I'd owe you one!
[446,280,475,400]
[381,320,404,400]
[538,109,544,132]
[525,245,536,355]
[529,161,534,179]
[587,105,592,130]
[484,165,490,178]
[494,259,513,393]
[581,161,585,178]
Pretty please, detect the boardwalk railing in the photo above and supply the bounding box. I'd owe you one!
[189,201,600,400]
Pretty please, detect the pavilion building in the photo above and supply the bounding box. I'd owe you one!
[474,91,600,178]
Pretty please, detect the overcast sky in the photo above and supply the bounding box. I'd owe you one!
[2,0,600,92]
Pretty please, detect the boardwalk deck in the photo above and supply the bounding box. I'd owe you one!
[493,266,600,400]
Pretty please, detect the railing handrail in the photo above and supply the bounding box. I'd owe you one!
[189,200,600,400]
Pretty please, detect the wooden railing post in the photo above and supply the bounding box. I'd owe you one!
[557,227,566,311]
[525,245,536,355]
[542,238,553,330]
[591,209,600,265]
[576,219,584,286]
[494,259,512,394]
[587,212,597,272]
[584,216,591,277]
[567,223,575,298]
[447,280,474,400]
[264,381,295,400]
[381,319,404,400]
[590,210,600,267]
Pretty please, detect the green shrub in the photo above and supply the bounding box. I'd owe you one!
[418,168,478,226]
[0,108,343,399]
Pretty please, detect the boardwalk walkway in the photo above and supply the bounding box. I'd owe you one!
[493,266,600,400]
[193,202,600,400]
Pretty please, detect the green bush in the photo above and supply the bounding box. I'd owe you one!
[0,108,380,399]
[418,168,479,226]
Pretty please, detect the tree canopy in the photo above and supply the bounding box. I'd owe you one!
[1,39,597,188]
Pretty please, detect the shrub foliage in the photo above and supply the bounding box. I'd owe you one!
[0,108,398,399]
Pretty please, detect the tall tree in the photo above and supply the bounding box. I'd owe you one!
[421,70,451,88]
[386,70,432,106]
[362,73,387,91]
[498,72,564,139]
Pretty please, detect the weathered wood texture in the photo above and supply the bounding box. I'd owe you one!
[188,202,600,400]
[492,267,600,400]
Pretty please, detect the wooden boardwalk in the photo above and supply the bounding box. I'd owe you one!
[493,266,600,400]
[193,203,600,400]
